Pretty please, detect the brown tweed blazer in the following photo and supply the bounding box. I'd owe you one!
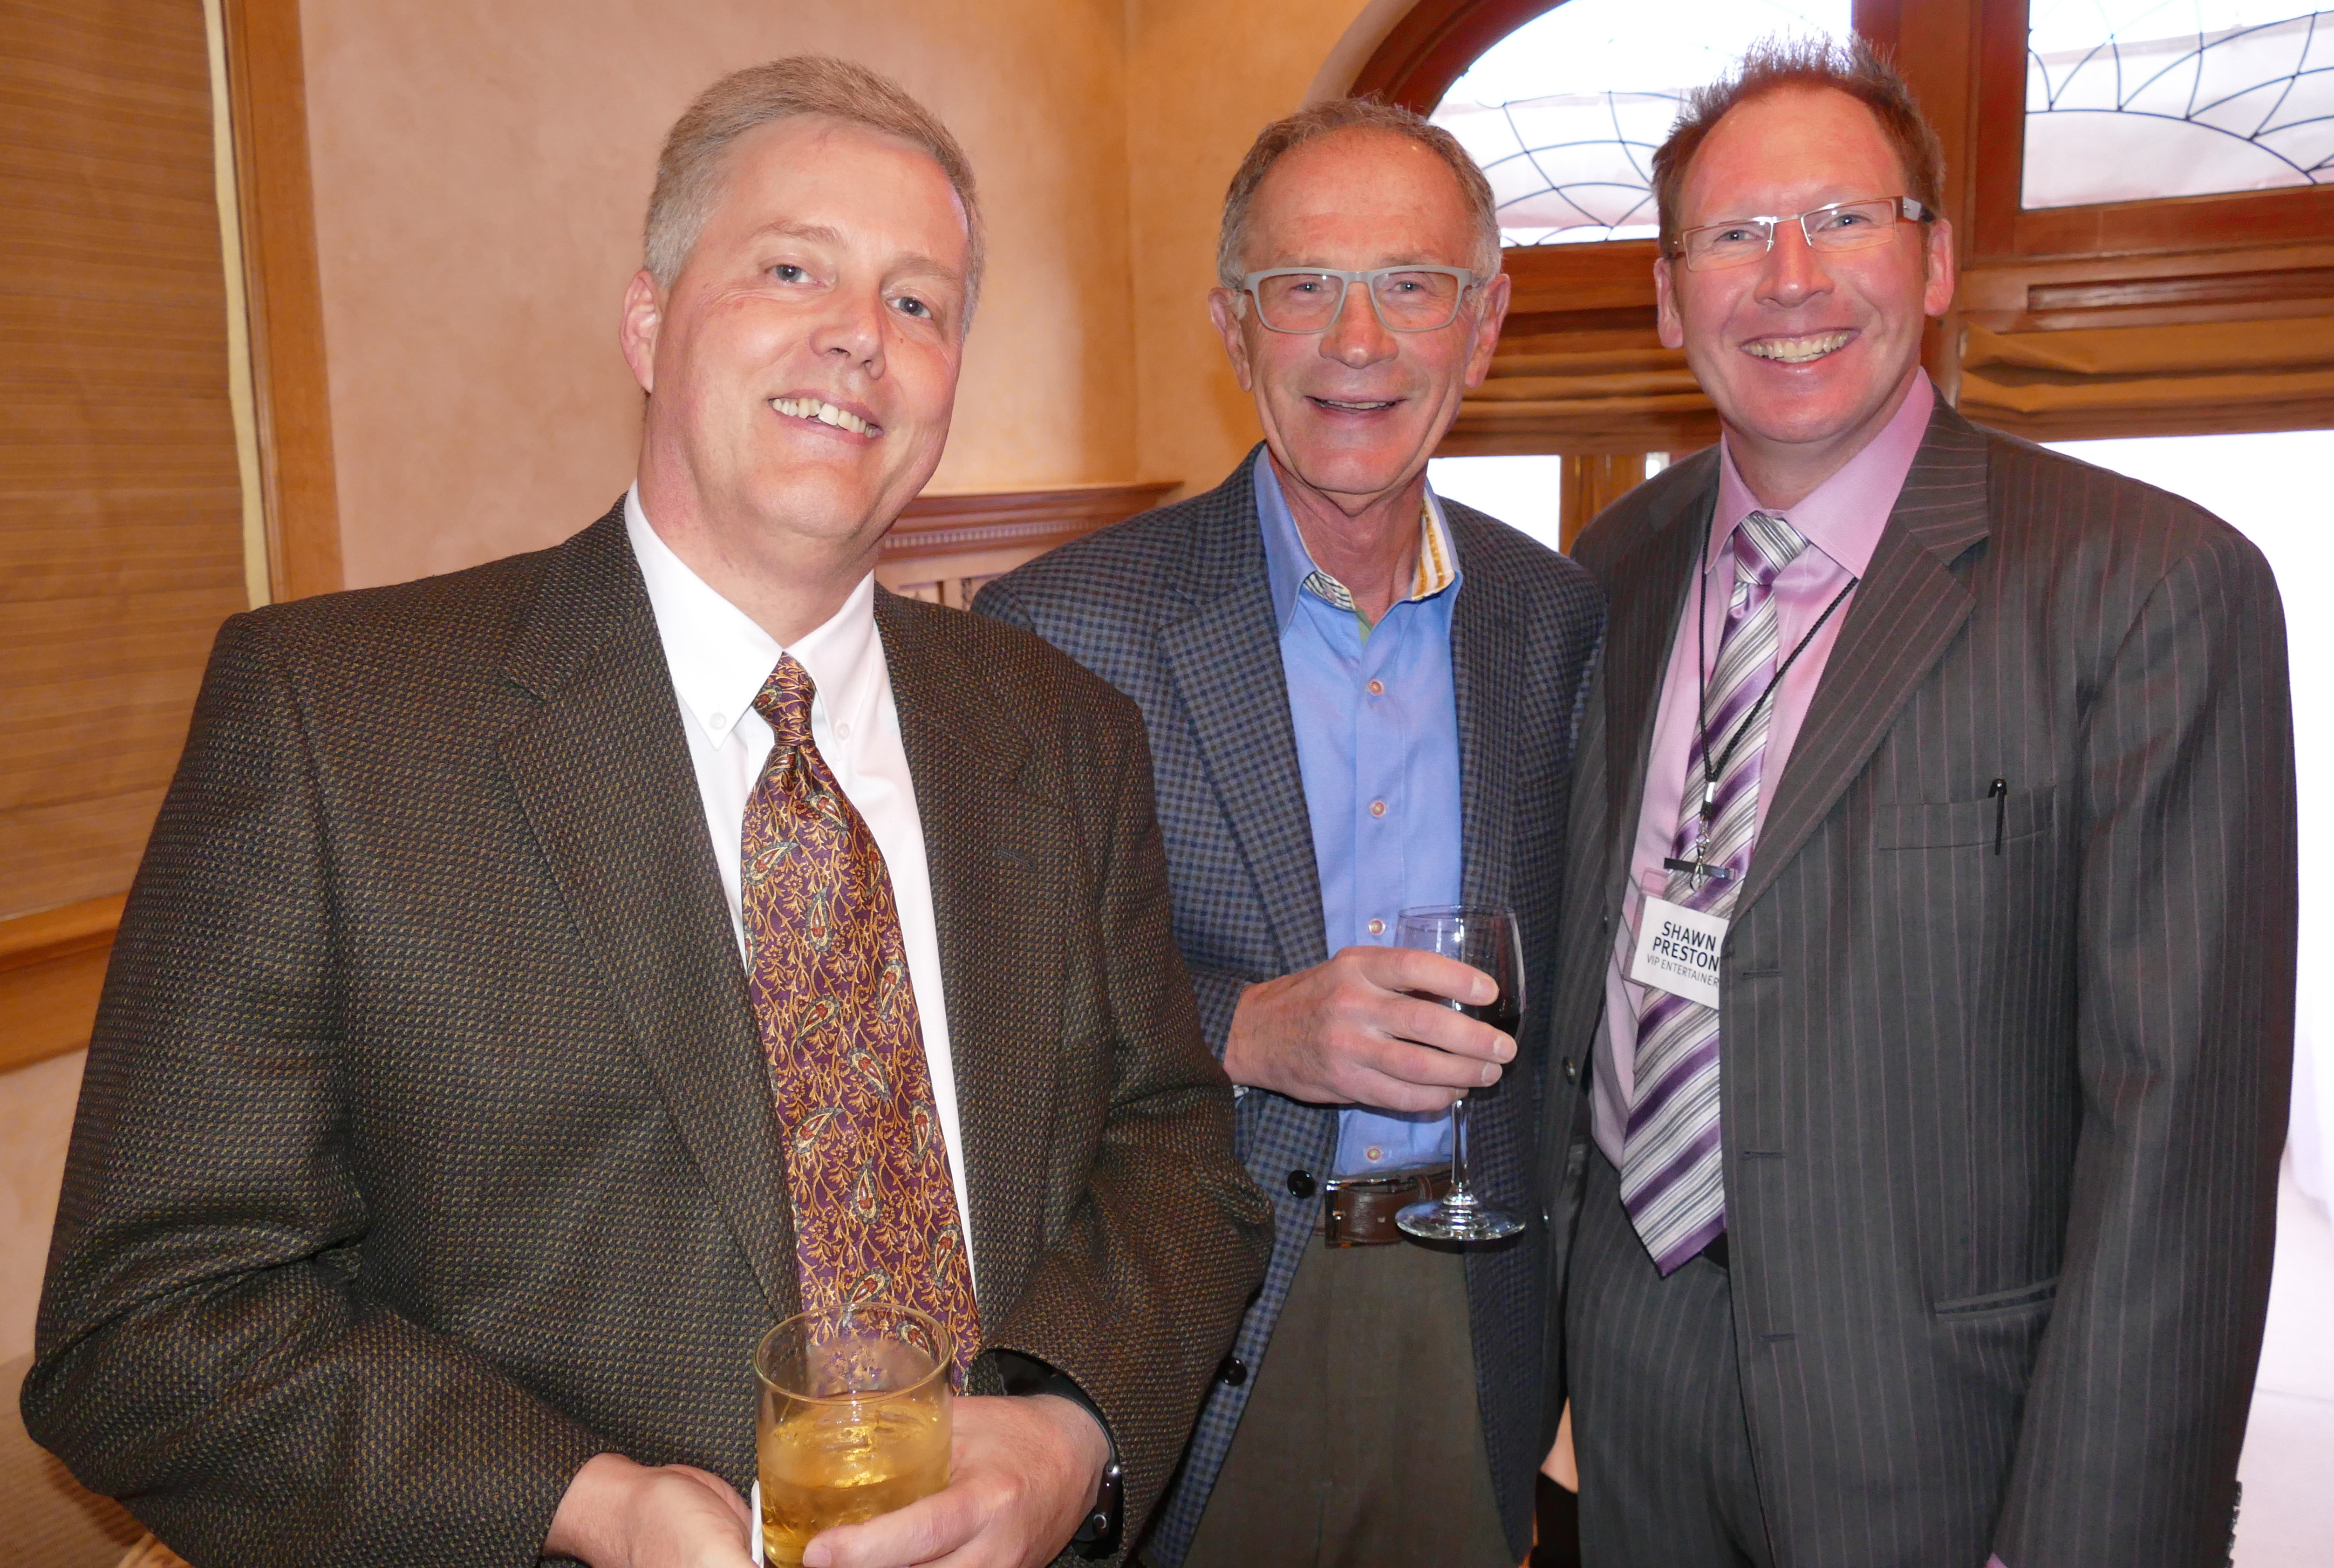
[24,504,1272,1567]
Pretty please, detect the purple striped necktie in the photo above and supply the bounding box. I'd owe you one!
[1622,510,1808,1275]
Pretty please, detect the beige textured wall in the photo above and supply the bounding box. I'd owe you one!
[302,0,1138,588]
[1123,0,1397,497]
[1,1052,84,1362]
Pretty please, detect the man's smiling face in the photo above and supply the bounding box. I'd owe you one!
[1655,85,1954,481]
[628,113,970,554]
[1209,127,1505,506]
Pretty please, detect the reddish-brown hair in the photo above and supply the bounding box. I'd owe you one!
[1650,34,1944,252]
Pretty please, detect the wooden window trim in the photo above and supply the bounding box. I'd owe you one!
[219,0,341,600]
[1348,0,1564,109]
[1349,0,2334,445]
[1968,0,2334,263]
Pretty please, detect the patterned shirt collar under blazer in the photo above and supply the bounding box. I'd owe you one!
[1297,493,1457,629]
[742,652,981,1379]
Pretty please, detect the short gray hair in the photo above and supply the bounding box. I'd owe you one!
[643,56,984,318]
[1216,98,1501,290]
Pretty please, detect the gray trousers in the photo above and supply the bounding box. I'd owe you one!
[1567,1151,1775,1568]
[1181,1230,1515,1568]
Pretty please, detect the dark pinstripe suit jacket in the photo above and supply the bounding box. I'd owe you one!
[25,505,1271,1567]
[976,455,1605,1565]
[1537,405,2297,1568]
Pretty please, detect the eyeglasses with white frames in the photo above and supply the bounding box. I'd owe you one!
[1235,266,1482,334]
[1668,196,1931,273]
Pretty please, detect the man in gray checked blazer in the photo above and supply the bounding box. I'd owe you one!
[1539,40,2297,1568]
[980,101,1600,1568]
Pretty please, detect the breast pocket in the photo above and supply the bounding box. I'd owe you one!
[1872,784,2054,852]
[1862,783,2069,1307]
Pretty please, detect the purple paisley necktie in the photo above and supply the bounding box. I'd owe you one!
[740,653,980,1377]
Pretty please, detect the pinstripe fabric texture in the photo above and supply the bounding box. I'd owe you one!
[1537,406,2297,1568]
[1569,1152,1772,1566]
[975,454,1604,1565]
[23,505,1271,1568]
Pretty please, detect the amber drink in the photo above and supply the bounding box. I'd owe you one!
[754,1302,953,1567]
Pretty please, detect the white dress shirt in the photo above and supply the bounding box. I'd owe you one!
[625,487,976,1286]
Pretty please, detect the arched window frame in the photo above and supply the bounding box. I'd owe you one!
[1357,0,2334,450]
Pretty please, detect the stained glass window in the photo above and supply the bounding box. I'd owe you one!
[2024,2,2334,208]
[1428,0,1855,245]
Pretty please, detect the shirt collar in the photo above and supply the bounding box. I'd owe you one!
[624,484,880,751]
[1251,447,1460,634]
[1710,369,1935,579]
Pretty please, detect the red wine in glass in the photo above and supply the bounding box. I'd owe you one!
[1394,905,1526,1242]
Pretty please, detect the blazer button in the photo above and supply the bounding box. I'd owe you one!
[1562,1057,1577,1084]
[1287,1169,1317,1199]
[1218,1355,1249,1386]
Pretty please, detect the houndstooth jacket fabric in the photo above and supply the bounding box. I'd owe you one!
[976,455,1605,1564]
[24,504,1272,1568]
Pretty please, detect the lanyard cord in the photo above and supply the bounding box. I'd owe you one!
[1692,513,1859,825]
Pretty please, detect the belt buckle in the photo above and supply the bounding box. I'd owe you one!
[1319,1167,1441,1247]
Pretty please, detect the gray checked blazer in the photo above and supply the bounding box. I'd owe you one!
[1537,404,2298,1567]
[976,453,1605,1565]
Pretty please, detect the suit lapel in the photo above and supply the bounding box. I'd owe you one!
[1601,457,1717,884]
[874,592,1065,1319]
[1735,407,1993,914]
[1155,465,1330,974]
[498,507,798,1316]
[1449,524,1526,916]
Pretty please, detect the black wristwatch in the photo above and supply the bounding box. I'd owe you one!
[995,1351,1124,1558]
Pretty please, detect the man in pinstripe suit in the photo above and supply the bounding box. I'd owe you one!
[1540,37,2296,1568]
[978,101,1601,1567]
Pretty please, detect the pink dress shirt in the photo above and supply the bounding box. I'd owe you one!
[1591,372,1936,1165]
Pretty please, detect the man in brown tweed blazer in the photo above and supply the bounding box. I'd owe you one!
[25,58,1269,1568]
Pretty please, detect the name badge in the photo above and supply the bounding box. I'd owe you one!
[1627,894,1728,1010]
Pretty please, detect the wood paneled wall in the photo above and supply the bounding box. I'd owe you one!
[1,0,247,927]
[875,482,1178,608]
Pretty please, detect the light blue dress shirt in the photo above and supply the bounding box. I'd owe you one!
[1251,451,1465,1179]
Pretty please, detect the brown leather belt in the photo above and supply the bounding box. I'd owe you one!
[1316,1168,1454,1247]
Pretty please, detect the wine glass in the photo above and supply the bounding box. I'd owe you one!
[1394,904,1527,1242]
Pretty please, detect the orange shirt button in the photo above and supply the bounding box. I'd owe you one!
[1367,917,1385,936]
[1366,679,1385,695]
[1370,800,1387,817]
